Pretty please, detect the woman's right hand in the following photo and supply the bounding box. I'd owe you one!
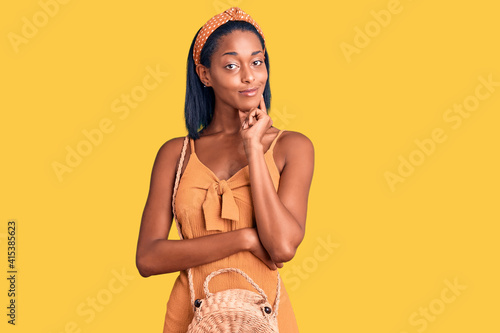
[244,228,284,270]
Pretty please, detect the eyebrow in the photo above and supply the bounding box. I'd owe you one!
[221,50,263,57]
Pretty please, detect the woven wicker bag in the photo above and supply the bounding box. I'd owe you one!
[187,267,279,332]
[172,135,280,333]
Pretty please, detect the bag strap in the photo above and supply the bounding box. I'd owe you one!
[171,134,281,317]
[171,135,189,242]
[171,135,196,308]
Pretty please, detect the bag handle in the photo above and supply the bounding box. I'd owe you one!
[171,134,281,317]
[204,267,270,300]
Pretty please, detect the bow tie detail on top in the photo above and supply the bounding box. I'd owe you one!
[202,179,240,232]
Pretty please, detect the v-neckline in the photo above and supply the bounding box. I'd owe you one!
[191,148,273,183]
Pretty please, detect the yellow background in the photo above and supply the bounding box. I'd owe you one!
[1,0,499,332]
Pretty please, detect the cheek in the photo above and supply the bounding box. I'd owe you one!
[258,69,268,83]
[214,75,239,90]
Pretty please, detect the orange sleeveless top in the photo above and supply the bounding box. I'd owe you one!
[163,129,299,332]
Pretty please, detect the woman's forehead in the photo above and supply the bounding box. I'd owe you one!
[215,31,263,54]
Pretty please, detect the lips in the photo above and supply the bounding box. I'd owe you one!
[239,87,258,93]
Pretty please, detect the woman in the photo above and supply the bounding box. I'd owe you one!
[135,7,314,332]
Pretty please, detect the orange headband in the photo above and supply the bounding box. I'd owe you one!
[193,7,266,66]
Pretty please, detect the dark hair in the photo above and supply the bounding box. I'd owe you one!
[184,20,271,139]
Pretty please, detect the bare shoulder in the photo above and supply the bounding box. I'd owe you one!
[156,136,188,159]
[278,130,314,157]
[151,135,191,179]
[273,129,314,172]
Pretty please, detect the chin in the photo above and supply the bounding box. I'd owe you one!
[237,97,260,109]
[238,105,258,112]
[237,106,252,112]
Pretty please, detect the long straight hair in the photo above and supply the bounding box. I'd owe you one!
[184,20,271,139]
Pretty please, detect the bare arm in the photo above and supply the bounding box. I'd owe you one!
[246,131,315,263]
[137,229,254,277]
[135,137,278,278]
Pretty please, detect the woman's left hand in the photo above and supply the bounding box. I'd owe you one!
[238,94,273,147]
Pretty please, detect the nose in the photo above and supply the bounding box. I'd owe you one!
[240,63,255,83]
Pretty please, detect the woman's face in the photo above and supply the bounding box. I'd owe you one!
[199,30,268,112]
